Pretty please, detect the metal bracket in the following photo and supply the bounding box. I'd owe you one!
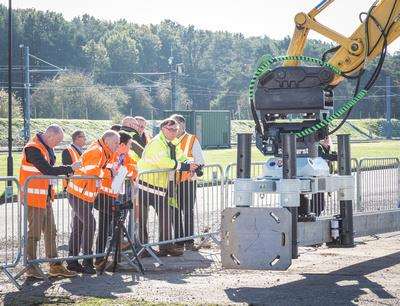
[276,179,301,207]
[221,207,292,270]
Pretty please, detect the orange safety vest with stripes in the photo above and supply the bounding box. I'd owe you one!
[66,138,113,203]
[19,136,55,208]
[99,144,138,198]
[177,133,197,183]
[62,145,81,189]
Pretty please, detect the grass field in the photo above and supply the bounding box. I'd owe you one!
[1,118,400,147]
[1,140,399,177]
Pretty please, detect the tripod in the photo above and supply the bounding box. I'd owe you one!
[100,201,145,275]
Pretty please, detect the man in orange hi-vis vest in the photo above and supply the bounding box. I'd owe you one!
[19,124,80,279]
[170,114,205,251]
[93,131,137,271]
[62,130,86,189]
[66,130,120,274]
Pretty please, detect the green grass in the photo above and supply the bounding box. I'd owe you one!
[0,118,112,146]
[1,118,399,147]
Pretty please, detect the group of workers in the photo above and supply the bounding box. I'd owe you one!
[19,115,204,279]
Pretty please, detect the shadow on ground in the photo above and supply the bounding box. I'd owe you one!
[1,249,214,305]
[225,251,400,305]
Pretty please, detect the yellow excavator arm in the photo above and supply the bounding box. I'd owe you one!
[285,0,400,85]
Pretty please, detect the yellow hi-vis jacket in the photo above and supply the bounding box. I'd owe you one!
[137,131,188,190]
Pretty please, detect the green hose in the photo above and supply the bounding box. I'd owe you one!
[249,55,368,138]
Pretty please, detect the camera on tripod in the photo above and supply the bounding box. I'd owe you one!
[195,165,204,177]
[112,199,133,212]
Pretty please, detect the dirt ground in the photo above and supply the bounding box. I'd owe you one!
[2,232,400,305]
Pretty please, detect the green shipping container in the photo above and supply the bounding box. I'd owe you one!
[163,110,231,149]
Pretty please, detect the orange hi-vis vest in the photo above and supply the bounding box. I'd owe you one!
[99,144,138,198]
[99,151,118,198]
[19,136,55,208]
[67,139,113,203]
[66,145,80,163]
[117,143,138,179]
[177,133,197,183]
[62,145,81,189]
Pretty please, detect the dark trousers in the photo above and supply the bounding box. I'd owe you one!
[174,181,196,245]
[67,194,96,265]
[94,193,115,262]
[137,182,173,248]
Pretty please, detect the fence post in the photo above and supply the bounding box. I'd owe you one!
[337,134,354,247]
[236,133,252,179]
[282,133,298,259]
[355,159,362,212]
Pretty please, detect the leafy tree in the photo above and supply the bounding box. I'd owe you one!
[0,90,22,118]
[0,4,398,119]
[31,72,128,119]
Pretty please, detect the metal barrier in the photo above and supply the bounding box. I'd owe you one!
[358,158,400,212]
[224,162,279,208]
[319,158,359,217]
[0,157,396,290]
[224,159,360,217]
[0,177,22,289]
[21,175,120,273]
[135,164,224,258]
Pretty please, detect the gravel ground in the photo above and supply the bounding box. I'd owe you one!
[1,232,400,305]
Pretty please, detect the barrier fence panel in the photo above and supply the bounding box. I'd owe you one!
[22,175,117,271]
[8,156,398,285]
[224,162,280,209]
[136,164,224,255]
[224,159,359,218]
[320,158,359,217]
[358,158,400,212]
[0,177,22,289]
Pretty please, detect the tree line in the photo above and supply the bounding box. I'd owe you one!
[0,5,398,120]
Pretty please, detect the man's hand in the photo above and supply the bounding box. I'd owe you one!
[71,161,82,170]
[189,163,199,171]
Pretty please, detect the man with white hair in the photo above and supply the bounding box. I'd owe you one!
[67,130,120,274]
[19,124,80,279]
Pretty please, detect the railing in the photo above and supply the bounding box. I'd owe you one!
[0,177,22,289]
[0,157,398,290]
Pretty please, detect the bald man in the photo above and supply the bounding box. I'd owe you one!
[20,124,80,279]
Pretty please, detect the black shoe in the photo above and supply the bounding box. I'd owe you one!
[82,264,96,275]
[66,261,84,273]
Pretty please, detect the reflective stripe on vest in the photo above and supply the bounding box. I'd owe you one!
[21,165,41,173]
[67,146,80,163]
[178,133,196,183]
[63,146,81,189]
[138,183,166,197]
[68,181,96,199]
[19,138,53,208]
[181,134,195,158]
[66,140,111,202]
[99,185,117,195]
[27,188,48,195]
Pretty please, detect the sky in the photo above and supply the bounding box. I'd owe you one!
[2,0,400,52]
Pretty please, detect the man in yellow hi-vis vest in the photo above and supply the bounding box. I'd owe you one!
[137,118,198,257]
[170,114,205,251]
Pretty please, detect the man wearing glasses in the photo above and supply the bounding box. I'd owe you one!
[137,118,198,257]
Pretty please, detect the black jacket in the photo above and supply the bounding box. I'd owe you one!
[121,126,148,158]
[25,133,73,176]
